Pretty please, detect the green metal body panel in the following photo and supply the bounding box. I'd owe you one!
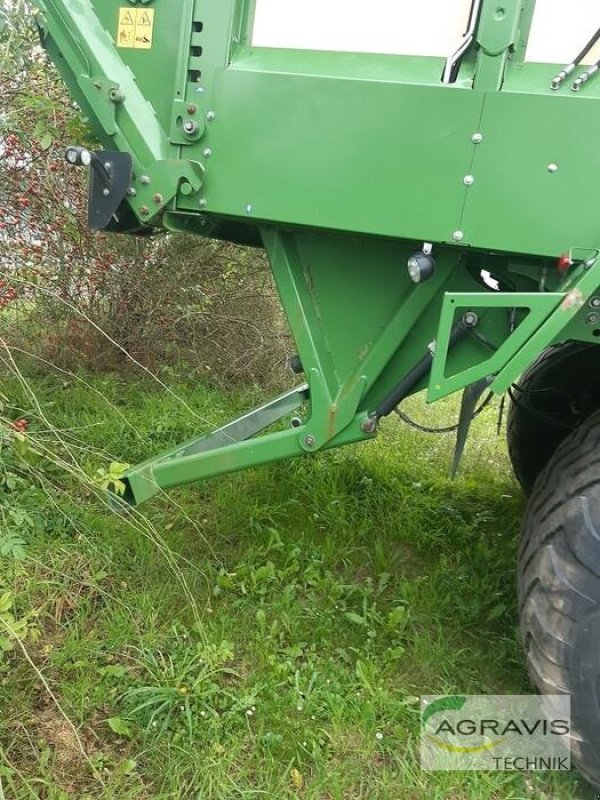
[28,0,600,502]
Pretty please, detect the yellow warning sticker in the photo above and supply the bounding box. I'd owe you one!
[117,7,154,50]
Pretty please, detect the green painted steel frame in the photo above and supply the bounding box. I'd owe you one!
[32,0,600,256]
[429,254,600,400]
[259,229,457,449]
[28,0,600,503]
[120,381,371,506]
[119,235,600,506]
[429,291,562,401]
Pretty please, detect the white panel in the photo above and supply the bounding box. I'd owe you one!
[526,0,600,65]
[252,0,472,58]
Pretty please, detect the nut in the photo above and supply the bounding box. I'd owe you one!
[361,418,377,434]
[183,120,199,136]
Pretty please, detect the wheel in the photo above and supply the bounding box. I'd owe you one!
[519,407,600,789]
[507,341,600,494]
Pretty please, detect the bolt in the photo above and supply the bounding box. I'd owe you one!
[199,198,207,208]
[361,418,377,434]
[126,187,137,197]
[207,111,216,121]
[290,416,302,429]
[586,312,600,325]
[463,175,475,186]
[246,204,253,215]
[472,133,483,144]
[183,120,199,136]
[102,188,110,197]
[304,435,316,448]
[203,148,212,158]
[453,230,464,241]
[140,175,151,185]
[590,297,600,309]
[153,193,163,205]
[463,311,479,328]
[548,163,559,173]
[187,104,197,115]
[140,206,150,216]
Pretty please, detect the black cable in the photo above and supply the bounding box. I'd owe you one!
[507,386,576,431]
[574,28,600,67]
[510,382,574,403]
[394,391,494,434]
[472,329,498,352]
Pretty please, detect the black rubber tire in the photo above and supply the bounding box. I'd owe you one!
[519,407,600,789]
[507,341,600,494]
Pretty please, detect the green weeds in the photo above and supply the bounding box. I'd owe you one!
[0,374,589,798]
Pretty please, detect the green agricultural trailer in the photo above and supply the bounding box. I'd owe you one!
[27,0,600,786]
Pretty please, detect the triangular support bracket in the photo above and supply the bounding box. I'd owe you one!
[428,291,563,402]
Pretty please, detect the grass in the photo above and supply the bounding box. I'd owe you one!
[0,369,594,799]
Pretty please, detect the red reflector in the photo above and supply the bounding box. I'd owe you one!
[557,253,572,273]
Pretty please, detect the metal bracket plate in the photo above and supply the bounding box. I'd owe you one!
[89,150,133,230]
[428,291,563,401]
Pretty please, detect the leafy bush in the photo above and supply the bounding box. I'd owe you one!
[0,4,290,390]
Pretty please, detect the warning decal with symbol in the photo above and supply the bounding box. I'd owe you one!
[117,7,155,50]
